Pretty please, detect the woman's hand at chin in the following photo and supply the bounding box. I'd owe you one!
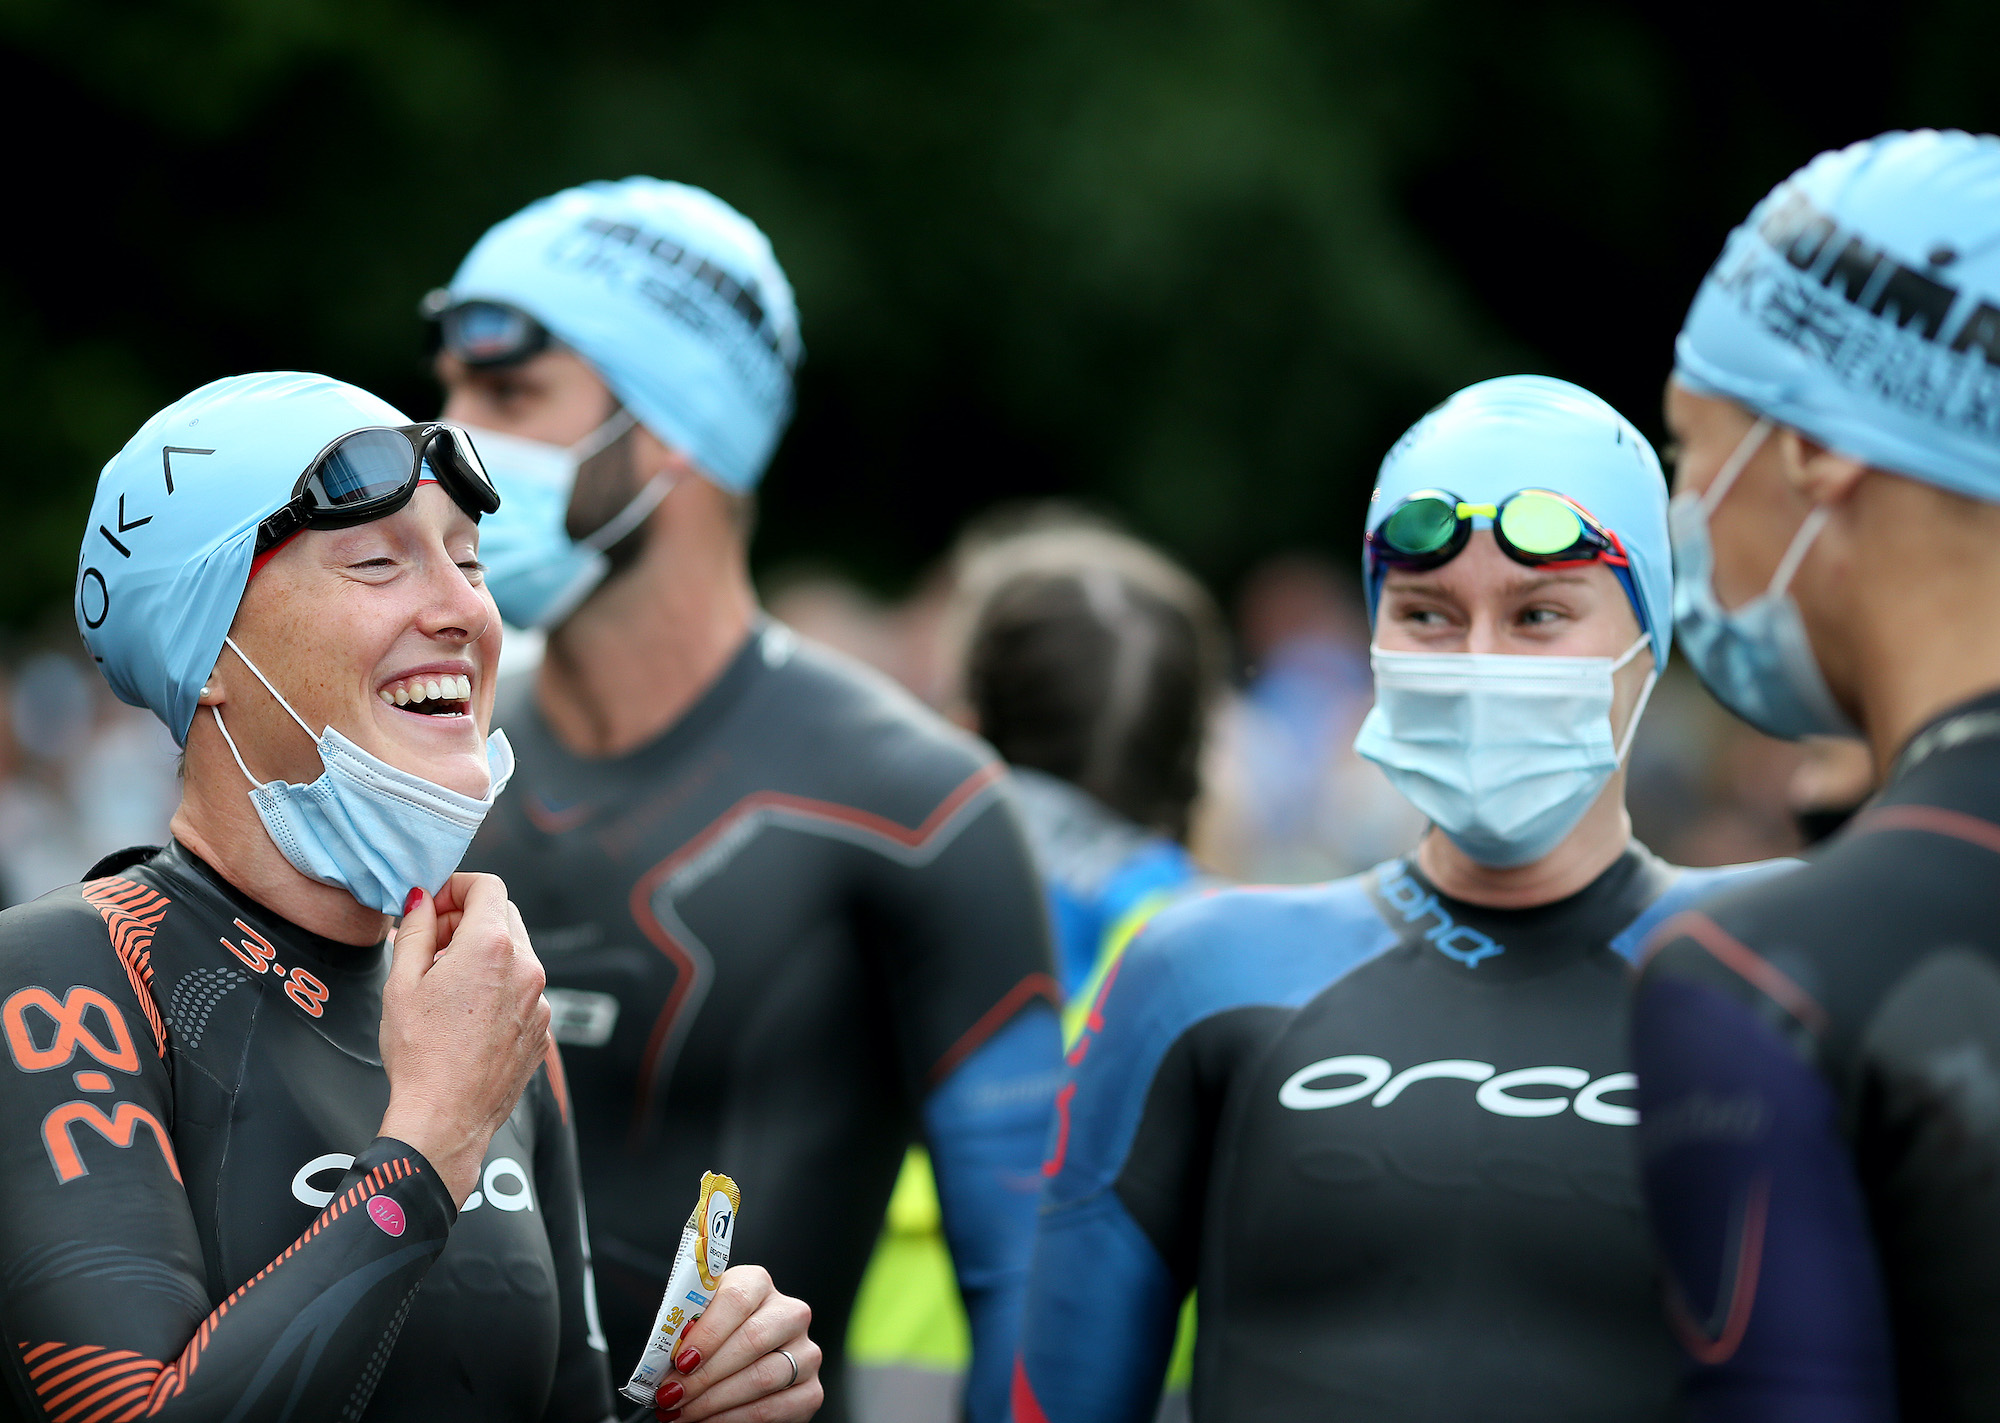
[377,872,551,1205]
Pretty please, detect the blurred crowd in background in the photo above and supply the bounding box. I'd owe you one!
[0,505,1875,912]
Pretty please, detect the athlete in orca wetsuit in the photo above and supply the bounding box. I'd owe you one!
[1014,376,1794,1423]
[1021,845,1780,1423]
[0,842,609,1422]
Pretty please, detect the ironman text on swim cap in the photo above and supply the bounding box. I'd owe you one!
[1726,187,2000,438]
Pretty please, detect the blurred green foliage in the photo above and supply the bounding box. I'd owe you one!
[0,0,1995,628]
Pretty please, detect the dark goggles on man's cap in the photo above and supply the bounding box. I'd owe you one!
[1365,488,1630,574]
[255,424,501,556]
[421,290,554,369]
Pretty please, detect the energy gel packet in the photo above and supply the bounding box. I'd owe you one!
[621,1171,742,1406]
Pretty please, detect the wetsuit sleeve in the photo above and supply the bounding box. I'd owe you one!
[861,767,1062,1423]
[532,1044,618,1423]
[1633,912,1897,1422]
[1013,935,1193,1423]
[924,1004,1063,1423]
[0,896,455,1422]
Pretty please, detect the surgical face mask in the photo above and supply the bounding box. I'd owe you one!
[210,636,514,916]
[461,411,672,629]
[1354,636,1657,868]
[1669,419,1856,740]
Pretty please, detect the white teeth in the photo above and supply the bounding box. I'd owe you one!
[380,690,394,704]
[458,675,472,699]
[426,680,443,702]
[395,686,411,705]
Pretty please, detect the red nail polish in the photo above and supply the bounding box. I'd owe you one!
[675,1346,702,1374]
[403,887,422,915]
[656,1381,685,1407]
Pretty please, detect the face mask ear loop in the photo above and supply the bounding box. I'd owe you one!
[1766,504,1832,599]
[1697,418,1775,518]
[210,706,265,790]
[580,475,674,553]
[1614,666,1660,764]
[222,635,321,744]
[569,407,639,463]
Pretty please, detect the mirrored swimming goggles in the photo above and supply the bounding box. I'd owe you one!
[421,291,555,369]
[1365,488,1630,574]
[255,424,501,556]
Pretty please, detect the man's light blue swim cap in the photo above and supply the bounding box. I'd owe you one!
[77,372,415,746]
[444,177,803,493]
[1677,128,2000,500]
[1367,374,1672,668]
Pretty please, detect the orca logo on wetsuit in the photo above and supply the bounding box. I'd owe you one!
[1377,865,1505,967]
[1278,1055,1638,1125]
[292,1151,536,1212]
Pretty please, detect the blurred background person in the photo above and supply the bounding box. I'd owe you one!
[1193,554,1425,883]
[848,515,1225,1423]
[433,178,1060,1423]
[948,516,1227,999]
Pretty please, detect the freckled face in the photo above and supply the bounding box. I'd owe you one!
[218,484,501,799]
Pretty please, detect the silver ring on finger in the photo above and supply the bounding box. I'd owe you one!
[771,1348,799,1390]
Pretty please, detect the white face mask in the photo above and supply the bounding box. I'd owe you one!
[1353,636,1656,868]
[210,637,513,915]
[460,411,673,629]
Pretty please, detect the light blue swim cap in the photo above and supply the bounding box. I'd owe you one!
[1677,129,2000,501]
[77,372,414,746]
[1367,374,1672,668]
[444,177,803,492]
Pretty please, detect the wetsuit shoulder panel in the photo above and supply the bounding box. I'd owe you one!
[1044,875,1394,1208]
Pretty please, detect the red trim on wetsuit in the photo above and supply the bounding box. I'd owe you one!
[931,973,1061,1089]
[1851,802,2000,857]
[1010,1355,1052,1423]
[1663,1170,1772,1365]
[1643,910,1830,1034]
[624,762,1012,1134]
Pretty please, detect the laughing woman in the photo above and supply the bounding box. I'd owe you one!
[0,374,821,1423]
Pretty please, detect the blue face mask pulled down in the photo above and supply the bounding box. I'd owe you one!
[463,411,672,630]
[1354,636,1656,868]
[1669,419,1856,740]
[211,637,514,915]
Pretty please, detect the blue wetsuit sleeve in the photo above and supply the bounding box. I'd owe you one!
[925,1002,1065,1423]
[1013,938,1188,1423]
[1633,947,1897,1421]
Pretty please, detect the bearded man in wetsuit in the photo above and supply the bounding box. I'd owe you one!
[0,373,819,1423]
[428,179,1061,1423]
[1012,375,1793,1423]
[1634,129,2000,1421]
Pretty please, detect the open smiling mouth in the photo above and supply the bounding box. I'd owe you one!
[379,674,473,718]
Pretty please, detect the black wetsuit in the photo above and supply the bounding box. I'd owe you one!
[1635,688,2000,1421]
[467,622,1061,1423]
[1015,844,1789,1423]
[0,842,612,1423]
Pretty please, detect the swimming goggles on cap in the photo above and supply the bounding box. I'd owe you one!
[421,291,554,369]
[255,423,501,555]
[1365,488,1630,574]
